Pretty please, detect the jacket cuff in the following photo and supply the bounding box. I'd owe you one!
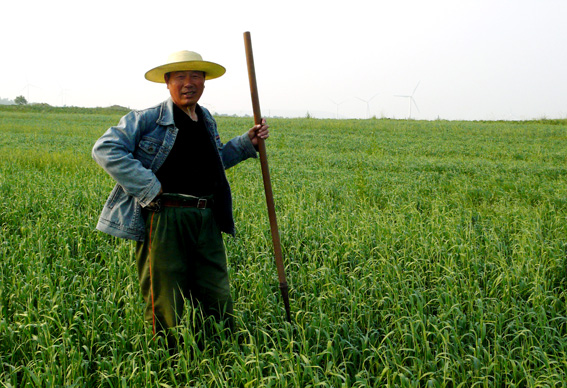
[240,132,258,158]
[139,179,162,207]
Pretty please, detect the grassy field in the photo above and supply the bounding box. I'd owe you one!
[1,105,566,387]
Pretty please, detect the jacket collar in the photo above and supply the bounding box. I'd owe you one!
[156,98,175,126]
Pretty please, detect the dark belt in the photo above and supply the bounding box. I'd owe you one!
[161,196,212,209]
[146,195,213,212]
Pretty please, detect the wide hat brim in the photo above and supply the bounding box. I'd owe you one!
[144,50,226,83]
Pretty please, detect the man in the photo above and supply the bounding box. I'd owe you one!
[92,50,269,342]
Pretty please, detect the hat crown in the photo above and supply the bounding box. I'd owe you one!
[144,50,225,83]
[167,50,203,64]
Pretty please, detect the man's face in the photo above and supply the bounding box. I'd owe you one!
[166,70,205,111]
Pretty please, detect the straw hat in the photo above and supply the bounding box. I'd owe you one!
[144,50,226,83]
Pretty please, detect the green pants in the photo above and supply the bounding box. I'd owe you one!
[135,204,233,333]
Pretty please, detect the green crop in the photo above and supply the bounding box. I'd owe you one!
[1,106,566,387]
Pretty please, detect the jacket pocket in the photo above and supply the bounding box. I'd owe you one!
[134,136,161,168]
[105,184,122,210]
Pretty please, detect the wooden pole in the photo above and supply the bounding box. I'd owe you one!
[243,31,291,323]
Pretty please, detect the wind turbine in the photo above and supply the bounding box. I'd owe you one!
[21,75,41,103]
[330,98,348,119]
[59,85,71,106]
[355,93,378,119]
[395,81,420,119]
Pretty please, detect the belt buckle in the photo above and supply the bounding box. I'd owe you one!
[146,198,162,212]
[197,198,207,209]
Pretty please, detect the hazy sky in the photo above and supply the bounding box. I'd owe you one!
[2,0,566,120]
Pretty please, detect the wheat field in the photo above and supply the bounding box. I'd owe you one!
[1,105,566,387]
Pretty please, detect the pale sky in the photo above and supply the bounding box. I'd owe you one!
[1,0,566,120]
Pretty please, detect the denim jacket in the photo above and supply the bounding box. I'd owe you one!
[92,98,258,241]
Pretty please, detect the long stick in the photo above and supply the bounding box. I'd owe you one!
[243,31,291,323]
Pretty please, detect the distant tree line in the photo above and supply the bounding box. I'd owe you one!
[0,96,31,105]
[0,103,131,115]
[0,97,15,105]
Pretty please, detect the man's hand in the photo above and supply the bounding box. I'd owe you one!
[248,119,269,149]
